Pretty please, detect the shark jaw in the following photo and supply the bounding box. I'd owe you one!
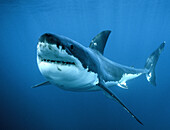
[37,41,99,91]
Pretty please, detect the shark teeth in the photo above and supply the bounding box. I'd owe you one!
[41,59,75,65]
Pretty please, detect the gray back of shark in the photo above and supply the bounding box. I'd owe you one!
[34,30,165,125]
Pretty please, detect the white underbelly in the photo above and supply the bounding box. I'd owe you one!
[38,61,99,91]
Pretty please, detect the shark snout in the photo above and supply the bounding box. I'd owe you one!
[39,33,61,46]
[38,33,75,57]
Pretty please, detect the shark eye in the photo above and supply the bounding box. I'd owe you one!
[70,45,74,49]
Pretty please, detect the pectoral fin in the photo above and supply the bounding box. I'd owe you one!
[32,81,50,88]
[98,80,144,125]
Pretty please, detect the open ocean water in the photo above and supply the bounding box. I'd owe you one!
[0,0,170,129]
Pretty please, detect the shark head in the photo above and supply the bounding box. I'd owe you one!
[37,33,99,91]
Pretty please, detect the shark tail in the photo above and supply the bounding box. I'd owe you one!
[144,42,165,86]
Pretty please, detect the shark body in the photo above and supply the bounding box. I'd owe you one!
[35,30,165,125]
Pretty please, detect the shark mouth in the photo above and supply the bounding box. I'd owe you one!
[37,33,79,68]
[41,59,76,65]
[37,41,79,69]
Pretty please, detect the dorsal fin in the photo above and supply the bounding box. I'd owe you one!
[89,30,111,54]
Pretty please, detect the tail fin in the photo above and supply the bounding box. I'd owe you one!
[145,42,165,86]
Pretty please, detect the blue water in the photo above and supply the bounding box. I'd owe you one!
[0,0,170,129]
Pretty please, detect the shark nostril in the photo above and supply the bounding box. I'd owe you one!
[57,43,60,48]
[49,37,55,43]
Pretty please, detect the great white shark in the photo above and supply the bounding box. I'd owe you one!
[34,30,165,125]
